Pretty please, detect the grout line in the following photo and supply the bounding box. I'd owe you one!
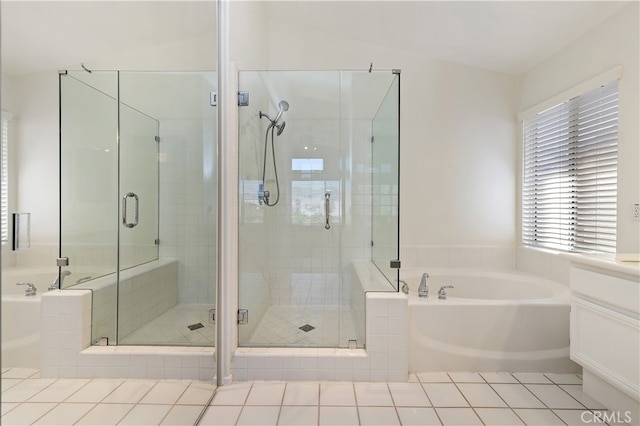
[450,379,485,425]
[3,372,610,426]
[29,401,63,425]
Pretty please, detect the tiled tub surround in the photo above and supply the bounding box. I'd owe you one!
[400,245,516,270]
[73,258,178,344]
[402,268,579,374]
[231,262,406,381]
[39,261,408,382]
[39,290,215,380]
[231,291,407,382]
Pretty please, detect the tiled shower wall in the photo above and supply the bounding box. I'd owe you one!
[262,119,373,307]
[400,245,516,270]
[158,119,217,304]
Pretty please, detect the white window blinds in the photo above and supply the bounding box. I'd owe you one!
[1,117,9,244]
[522,80,618,253]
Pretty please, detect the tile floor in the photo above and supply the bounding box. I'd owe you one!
[118,303,358,348]
[1,367,214,425]
[248,305,358,347]
[120,304,215,346]
[2,368,622,425]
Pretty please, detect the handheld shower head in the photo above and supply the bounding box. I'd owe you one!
[274,100,289,124]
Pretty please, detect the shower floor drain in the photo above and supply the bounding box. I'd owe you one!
[299,324,315,332]
[188,323,204,331]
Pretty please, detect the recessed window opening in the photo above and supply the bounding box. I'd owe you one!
[291,158,324,172]
[522,80,618,253]
[292,180,340,226]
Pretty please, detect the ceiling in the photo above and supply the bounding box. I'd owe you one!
[1,1,216,76]
[1,1,630,77]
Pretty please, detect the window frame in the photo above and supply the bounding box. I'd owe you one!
[521,79,619,254]
[1,112,11,245]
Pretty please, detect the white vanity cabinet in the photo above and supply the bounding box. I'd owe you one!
[568,255,640,420]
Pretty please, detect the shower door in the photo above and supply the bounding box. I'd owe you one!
[238,70,400,349]
[61,71,217,347]
[238,71,345,348]
[118,104,159,271]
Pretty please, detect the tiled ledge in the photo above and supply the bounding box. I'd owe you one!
[40,290,215,381]
[77,345,215,380]
[40,266,407,383]
[232,292,408,383]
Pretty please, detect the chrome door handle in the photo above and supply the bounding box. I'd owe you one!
[325,191,331,230]
[122,192,139,228]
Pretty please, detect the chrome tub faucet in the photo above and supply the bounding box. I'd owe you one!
[418,273,429,298]
[50,270,71,291]
[438,285,454,300]
[17,282,37,296]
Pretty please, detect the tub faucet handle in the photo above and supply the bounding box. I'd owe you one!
[438,285,454,300]
[399,280,409,295]
[17,282,37,296]
[418,273,429,298]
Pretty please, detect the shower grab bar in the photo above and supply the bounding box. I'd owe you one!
[122,192,139,228]
[325,191,331,230]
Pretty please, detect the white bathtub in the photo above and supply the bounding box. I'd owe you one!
[1,267,56,368]
[403,268,580,373]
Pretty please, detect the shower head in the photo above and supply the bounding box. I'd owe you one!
[260,100,289,130]
[274,100,289,124]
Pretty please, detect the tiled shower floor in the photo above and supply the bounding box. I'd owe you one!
[247,305,359,347]
[120,304,359,348]
[120,303,215,346]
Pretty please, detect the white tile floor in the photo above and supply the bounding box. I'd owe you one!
[3,368,624,425]
[1,367,214,425]
[200,371,618,425]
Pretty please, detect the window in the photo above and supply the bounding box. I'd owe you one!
[1,115,9,244]
[522,81,618,253]
[290,157,340,226]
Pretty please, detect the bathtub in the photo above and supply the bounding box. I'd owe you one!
[403,268,580,373]
[1,267,56,368]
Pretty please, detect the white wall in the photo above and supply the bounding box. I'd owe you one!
[230,1,270,70]
[1,73,18,268]
[16,72,59,246]
[518,2,639,277]
[4,23,217,272]
[267,18,519,268]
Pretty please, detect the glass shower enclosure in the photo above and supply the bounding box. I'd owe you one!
[238,70,400,349]
[59,70,217,347]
